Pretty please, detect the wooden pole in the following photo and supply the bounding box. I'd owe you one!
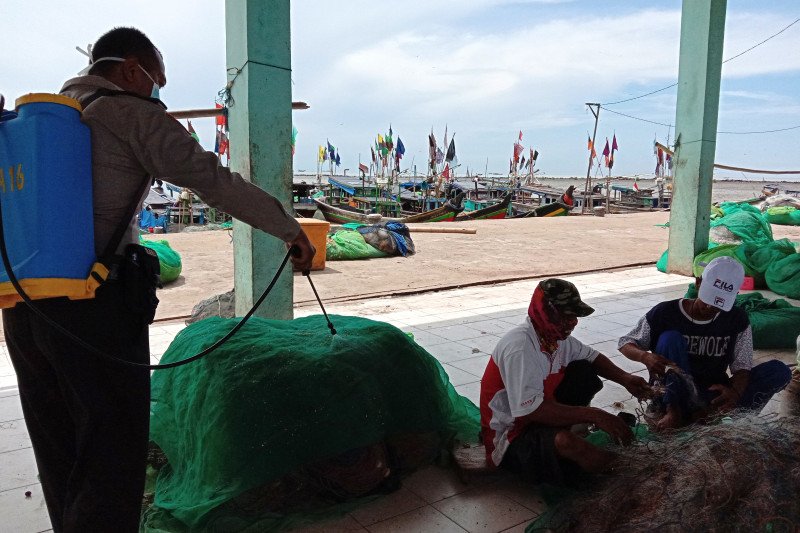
[169,102,309,120]
[406,226,477,234]
[583,103,600,214]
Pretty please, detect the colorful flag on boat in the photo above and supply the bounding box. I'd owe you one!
[318,145,325,163]
[441,163,451,179]
[633,179,640,191]
[396,137,406,158]
[518,131,523,142]
[443,125,448,153]
[520,155,526,168]
[436,147,444,165]
[513,142,524,162]
[217,131,229,156]
[532,149,539,162]
[215,103,226,126]
[371,146,377,164]
[359,163,369,175]
[335,151,341,166]
[612,134,619,152]
[445,137,456,163]
[327,140,335,159]
[186,121,200,143]
[602,138,610,167]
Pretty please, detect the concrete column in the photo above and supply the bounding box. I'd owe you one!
[667,0,727,275]
[225,0,294,319]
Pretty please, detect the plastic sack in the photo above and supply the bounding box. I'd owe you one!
[326,230,388,260]
[357,221,416,257]
[139,237,182,283]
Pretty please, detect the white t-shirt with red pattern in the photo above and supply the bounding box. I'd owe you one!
[479,316,599,466]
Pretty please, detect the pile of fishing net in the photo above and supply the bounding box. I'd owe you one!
[326,221,415,260]
[765,206,800,226]
[528,414,800,532]
[684,284,800,349]
[657,201,800,299]
[139,236,182,283]
[142,315,478,531]
[708,201,773,245]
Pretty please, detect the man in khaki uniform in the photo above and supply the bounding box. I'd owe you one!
[3,27,314,532]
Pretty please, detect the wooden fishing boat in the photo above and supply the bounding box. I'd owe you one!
[313,192,464,225]
[455,193,512,221]
[510,201,572,218]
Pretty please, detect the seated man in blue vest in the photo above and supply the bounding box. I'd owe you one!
[618,257,792,430]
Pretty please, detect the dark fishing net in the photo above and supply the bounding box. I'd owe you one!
[528,414,800,532]
[142,315,479,531]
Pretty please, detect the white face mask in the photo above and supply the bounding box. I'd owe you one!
[138,65,161,100]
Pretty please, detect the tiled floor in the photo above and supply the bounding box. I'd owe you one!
[1,266,796,532]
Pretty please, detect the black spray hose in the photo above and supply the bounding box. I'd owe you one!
[0,187,294,370]
[0,189,334,370]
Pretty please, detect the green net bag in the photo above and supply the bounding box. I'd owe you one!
[140,237,183,283]
[145,315,479,530]
[326,230,388,260]
[765,206,800,226]
[765,253,800,299]
[692,244,757,278]
[710,204,773,246]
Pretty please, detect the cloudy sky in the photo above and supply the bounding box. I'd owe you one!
[4,1,799,178]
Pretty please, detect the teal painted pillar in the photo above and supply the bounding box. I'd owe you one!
[667,0,727,275]
[226,0,294,319]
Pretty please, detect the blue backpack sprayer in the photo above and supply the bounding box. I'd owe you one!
[0,92,334,370]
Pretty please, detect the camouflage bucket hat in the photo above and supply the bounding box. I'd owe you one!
[538,278,594,317]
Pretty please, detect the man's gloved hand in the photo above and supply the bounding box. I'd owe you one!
[287,231,315,272]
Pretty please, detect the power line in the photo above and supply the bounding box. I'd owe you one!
[602,17,800,106]
[601,107,674,127]
[601,106,800,135]
[718,124,800,134]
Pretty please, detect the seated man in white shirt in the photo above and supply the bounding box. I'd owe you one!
[480,279,652,485]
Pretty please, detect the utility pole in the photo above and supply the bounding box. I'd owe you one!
[583,103,600,214]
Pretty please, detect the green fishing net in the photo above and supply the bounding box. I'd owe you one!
[710,203,773,246]
[325,230,388,260]
[140,237,182,283]
[143,315,479,531]
[685,284,800,349]
[765,253,800,299]
[765,206,800,226]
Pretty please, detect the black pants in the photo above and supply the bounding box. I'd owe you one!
[501,360,602,485]
[3,281,150,532]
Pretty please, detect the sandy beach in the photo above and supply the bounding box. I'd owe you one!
[147,211,800,322]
